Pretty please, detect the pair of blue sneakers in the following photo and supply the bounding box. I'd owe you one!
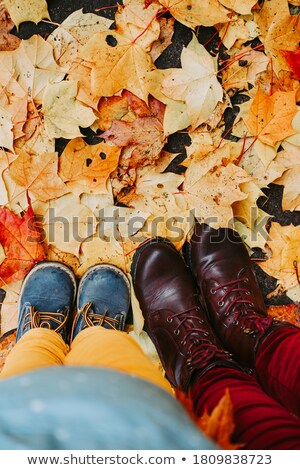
[16,262,131,344]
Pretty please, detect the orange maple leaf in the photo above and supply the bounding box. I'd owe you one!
[176,388,241,450]
[244,88,298,146]
[0,204,46,287]
[267,305,300,328]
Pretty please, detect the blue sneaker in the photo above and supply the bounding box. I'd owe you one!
[17,262,77,343]
[71,264,130,340]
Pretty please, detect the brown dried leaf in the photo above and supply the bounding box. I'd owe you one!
[150,17,174,62]
[0,1,20,51]
[102,116,165,169]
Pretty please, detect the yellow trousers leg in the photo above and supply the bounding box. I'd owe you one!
[0,329,68,379]
[65,327,173,394]
[0,327,173,394]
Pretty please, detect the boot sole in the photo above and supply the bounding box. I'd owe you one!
[130,237,178,284]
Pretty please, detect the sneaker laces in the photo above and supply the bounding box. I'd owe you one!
[167,306,228,369]
[80,302,121,330]
[23,306,68,334]
[214,277,273,334]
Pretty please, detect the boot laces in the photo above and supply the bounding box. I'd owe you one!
[214,277,273,334]
[167,306,228,369]
[23,306,68,334]
[80,302,120,330]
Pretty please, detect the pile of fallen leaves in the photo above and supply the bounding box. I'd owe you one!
[0,0,299,334]
[0,0,299,449]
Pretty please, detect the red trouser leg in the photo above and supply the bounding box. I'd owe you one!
[190,327,300,450]
[255,327,300,417]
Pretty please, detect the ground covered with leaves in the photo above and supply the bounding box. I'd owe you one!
[0,0,299,335]
[0,0,300,449]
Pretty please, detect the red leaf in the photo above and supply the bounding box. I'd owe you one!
[281,48,300,80]
[0,205,46,287]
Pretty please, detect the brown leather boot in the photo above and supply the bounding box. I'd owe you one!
[187,223,294,370]
[131,238,238,391]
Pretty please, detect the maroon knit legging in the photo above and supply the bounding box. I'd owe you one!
[190,328,300,449]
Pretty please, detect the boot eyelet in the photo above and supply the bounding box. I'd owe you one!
[204,332,209,337]
[244,278,249,283]
[218,301,224,307]
[250,303,254,307]
[174,329,180,336]
[233,320,239,325]
[181,340,186,345]
[245,291,250,295]
[224,311,229,316]
[167,317,173,323]
[210,288,216,294]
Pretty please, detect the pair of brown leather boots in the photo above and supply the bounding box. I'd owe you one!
[131,223,288,391]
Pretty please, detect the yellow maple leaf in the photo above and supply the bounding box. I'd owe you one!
[255,0,300,75]
[42,81,96,139]
[184,146,251,229]
[76,236,126,277]
[79,31,154,103]
[122,165,191,249]
[47,9,113,68]
[4,0,50,28]
[0,58,27,140]
[217,17,249,50]
[145,69,190,135]
[59,138,121,197]
[12,35,65,103]
[255,0,290,37]
[233,181,264,229]
[8,150,68,203]
[79,0,161,102]
[222,48,269,92]
[46,245,80,273]
[67,60,98,110]
[265,15,300,75]
[159,0,229,29]
[161,35,223,130]
[76,205,150,276]
[39,193,97,257]
[0,280,21,336]
[244,88,298,146]
[274,165,300,211]
[258,223,300,291]
[238,137,285,188]
[116,0,161,48]
[219,0,257,15]
[0,106,13,151]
